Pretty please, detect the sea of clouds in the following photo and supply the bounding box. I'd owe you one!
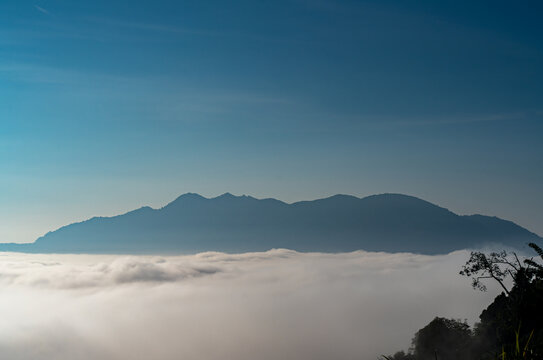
[0,249,502,360]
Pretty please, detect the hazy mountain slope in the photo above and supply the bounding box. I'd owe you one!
[0,193,539,254]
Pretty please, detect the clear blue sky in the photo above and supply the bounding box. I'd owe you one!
[1,0,542,242]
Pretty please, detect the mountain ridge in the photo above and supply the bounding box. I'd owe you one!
[0,193,539,255]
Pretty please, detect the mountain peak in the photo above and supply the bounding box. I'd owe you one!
[363,193,430,202]
[177,192,206,200]
[361,193,450,211]
[8,192,540,255]
[163,193,206,208]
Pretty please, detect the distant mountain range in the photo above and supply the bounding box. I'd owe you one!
[0,193,540,254]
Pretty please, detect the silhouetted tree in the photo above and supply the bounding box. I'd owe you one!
[382,241,543,360]
[460,241,543,358]
[381,350,416,360]
[460,243,543,294]
[411,317,472,360]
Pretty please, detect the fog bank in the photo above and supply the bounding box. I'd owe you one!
[0,249,501,360]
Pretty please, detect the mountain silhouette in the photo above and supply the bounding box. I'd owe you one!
[0,193,539,254]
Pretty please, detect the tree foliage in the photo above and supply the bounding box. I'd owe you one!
[384,240,543,360]
[412,317,472,360]
[459,241,543,358]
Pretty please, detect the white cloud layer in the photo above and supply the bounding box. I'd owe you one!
[0,250,502,360]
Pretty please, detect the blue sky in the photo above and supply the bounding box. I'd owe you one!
[1,0,542,242]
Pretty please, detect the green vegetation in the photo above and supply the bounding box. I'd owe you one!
[382,241,543,360]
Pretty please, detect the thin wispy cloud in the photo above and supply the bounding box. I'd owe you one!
[91,17,219,37]
[406,112,535,125]
[88,17,299,44]
[345,111,541,128]
[34,5,50,15]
